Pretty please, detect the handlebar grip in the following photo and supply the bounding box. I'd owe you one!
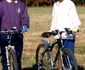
[41,32,52,38]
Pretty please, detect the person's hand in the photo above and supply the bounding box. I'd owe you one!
[72,28,78,33]
[22,25,28,32]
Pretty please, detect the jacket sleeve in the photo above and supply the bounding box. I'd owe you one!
[50,3,57,31]
[21,3,30,28]
[68,5,81,30]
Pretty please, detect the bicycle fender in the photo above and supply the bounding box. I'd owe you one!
[41,40,50,49]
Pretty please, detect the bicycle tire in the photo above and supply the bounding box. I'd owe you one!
[8,49,18,70]
[36,44,51,70]
[60,48,78,70]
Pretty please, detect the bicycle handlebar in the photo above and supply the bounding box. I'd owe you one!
[0,29,22,34]
[41,28,78,38]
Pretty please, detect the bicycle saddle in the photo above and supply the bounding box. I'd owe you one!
[41,32,52,38]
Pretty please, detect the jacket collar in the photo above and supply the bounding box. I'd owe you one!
[6,0,18,3]
[56,0,70,5]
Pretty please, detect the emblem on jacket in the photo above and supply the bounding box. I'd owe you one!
[17,8,21,14]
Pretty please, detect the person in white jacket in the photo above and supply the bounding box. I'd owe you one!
[50,0,81,69]
[50,0,81,53]
[51,0,81,31]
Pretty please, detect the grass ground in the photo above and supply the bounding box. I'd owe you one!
[0,7,85,70]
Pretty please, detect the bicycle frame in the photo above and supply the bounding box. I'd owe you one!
[5,33,16,70]
[36,28,78,70]
[40,34,73,69]
[0,28,22,70]
[40,38,57,68]
[5,45,15,70]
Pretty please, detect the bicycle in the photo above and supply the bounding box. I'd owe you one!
[0,27,22,70]
[36,28,78,70]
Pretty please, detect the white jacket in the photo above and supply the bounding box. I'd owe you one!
[50,0,81,31]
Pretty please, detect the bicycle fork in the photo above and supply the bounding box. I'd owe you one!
[47,50,56,69]
[5,45,15,70]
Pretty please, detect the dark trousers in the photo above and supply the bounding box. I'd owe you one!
[0,34,23,70]
[63,39,75,53]
[57,39,75,53]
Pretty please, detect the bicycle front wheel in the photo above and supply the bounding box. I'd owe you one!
[36,44,51,70]
[8,49,18,70]
[61,48,78,70]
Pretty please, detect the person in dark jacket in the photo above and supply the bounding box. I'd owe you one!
[0,0,29,70]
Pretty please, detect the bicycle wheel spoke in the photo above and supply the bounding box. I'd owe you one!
[8,49,18,70]
[36,44,51,70]
[61,48,78,70]
[8,51,14,70]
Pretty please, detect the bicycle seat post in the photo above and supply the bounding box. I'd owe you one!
[47,38,50,43]
[59,32,64,48]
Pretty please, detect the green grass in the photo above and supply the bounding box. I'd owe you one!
[77,7,85,14]
[28,7,85,32]
[75,46,85,54]
[26,6,85,69]
[28,7,52,32]
[22,46,85,69]
[0,45,85,69]
[28,7,52,15]
[22,54,35,68]
[0,6,85,69]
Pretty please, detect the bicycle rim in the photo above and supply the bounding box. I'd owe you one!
[36,44,51,70]
[61,48,78,70]
[8,49,18,70]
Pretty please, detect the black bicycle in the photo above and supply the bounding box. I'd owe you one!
[0,27,22,70]
[36,28,78,70]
